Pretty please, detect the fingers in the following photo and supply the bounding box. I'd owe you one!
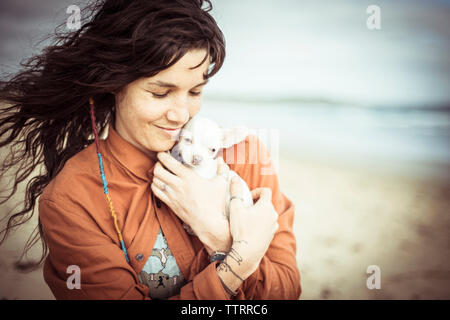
[157,151,191,178]
[229,176,245,212]
[251,187,272,202]
[216,157,230,178]
[152,176,168,192]
[153,160,181,188]
[150,181,171,207]
[252,187,278,226]
[230,176,244,199]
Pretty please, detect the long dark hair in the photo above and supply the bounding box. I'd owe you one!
[0,0,225,271]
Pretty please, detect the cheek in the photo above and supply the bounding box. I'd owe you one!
[134,100,168,123]
[117,92,167,124]
[189,100,202,117]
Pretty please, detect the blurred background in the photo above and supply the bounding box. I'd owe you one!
[0,0,449,299]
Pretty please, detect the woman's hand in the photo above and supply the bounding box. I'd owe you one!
[228,176,279,277]
[151,152,232,254]
[215,177,279,295]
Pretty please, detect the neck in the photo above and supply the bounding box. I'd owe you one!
[112,120,157,161]
[146,150,158,162]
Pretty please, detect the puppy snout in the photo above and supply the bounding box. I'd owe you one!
[192,154,203,165]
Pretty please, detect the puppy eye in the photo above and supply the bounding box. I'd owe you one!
[183,137,192,144]
[210,148,216,153]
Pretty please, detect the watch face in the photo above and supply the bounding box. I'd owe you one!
[210,253,227,262]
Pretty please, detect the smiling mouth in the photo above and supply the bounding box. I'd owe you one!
[155,125,182,139]
[155,125,182,130]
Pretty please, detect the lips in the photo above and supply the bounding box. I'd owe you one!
[155,125,181,138]
[156,125,181,130]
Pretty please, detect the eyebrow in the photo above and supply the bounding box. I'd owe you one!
[147,79,209,89]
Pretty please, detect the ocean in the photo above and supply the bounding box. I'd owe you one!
[200,99,450,181]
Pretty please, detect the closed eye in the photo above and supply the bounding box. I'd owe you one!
[149,91,202,99]
[151,92,169,98]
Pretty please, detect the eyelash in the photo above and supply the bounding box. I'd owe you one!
[151,91,202,99]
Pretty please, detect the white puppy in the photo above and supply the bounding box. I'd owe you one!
[170,116,253,226]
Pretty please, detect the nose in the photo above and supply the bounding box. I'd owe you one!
[167,109,189,125]
[192,154,203,165]
[167,99,190,124]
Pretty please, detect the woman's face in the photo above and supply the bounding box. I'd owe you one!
[114,49,210,159]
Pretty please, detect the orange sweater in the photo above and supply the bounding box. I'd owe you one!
[39,124,301,299]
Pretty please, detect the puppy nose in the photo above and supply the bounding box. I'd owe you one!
[192,154,203,165]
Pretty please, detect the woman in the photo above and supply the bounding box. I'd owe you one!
[0,0,301,299]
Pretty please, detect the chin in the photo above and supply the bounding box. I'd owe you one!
[152,140,176,152]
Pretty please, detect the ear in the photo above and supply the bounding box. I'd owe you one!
[221,126,249,149]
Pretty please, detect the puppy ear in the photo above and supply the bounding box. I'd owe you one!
[221,126,248,149]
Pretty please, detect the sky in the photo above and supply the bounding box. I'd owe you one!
[0,0,449,107]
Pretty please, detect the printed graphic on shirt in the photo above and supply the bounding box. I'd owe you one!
[138,228,185,299]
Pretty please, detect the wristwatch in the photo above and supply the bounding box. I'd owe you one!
[210,251,227,263]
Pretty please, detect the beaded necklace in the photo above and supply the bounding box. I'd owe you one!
[89,97,130,263]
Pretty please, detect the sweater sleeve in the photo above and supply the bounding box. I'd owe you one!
[224,134,302,300]
[39,197,230,300]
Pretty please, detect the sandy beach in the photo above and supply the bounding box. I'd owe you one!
[1,150,449,300]
[280,153,450,299]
